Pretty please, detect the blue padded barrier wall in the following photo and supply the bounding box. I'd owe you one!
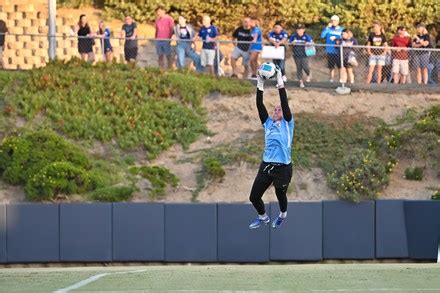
[6,203,59,263]
[375,200,408,258]
[0,204,5,263]
[323,201,375,259]
[404,200,440,260]
[60,203,112,262]
[270,202,322,261]
[113,203,165,261]
[217,203,270,262]
[165,203,217,262]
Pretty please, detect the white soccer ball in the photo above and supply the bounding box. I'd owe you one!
[257,62,277,80]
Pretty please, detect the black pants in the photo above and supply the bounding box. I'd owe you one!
[249,161,292,215]
[294,56,310,80]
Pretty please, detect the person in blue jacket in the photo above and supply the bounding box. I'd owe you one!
[268,21,289,82]
[321,15,343,82]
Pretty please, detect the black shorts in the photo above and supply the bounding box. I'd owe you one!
[124,47,138,61]
[336,56,353,69]
[256,161,292,189]
[327,54,338,69]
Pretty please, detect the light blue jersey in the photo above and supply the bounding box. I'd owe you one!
[262,117,294,164]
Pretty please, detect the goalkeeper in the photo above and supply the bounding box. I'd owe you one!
[248,67,294,230]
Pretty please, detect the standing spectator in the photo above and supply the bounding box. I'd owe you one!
[97,21,113,62]
[155,6,174,70]
[197,15,219,75]
[412,24,431,85]
[336,29,358,84]
[249,17,263,79]
[75,15,95,62]
[231,17,253,78]
[366,21,388,84]
[390,26,411,84]
[0,20,7,69]
[289,24,313,88]
[321,15,343,82]
[268,21,288,82]
[173,15,203,72]
[120,16,138,63]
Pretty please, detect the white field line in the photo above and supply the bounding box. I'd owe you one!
[53,269,147,293]
[312,289,440,292]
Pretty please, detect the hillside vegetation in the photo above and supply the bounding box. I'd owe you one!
[0,61,439,202]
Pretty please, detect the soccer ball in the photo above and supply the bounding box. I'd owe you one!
[257,62,277,80]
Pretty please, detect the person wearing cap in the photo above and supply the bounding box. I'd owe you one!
[321,15,344,82]
[289,24,313,88]
[390,26,411,84]
[412,23,431,84]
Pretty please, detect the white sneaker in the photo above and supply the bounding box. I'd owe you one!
[329,79,334,83]
[282,75,287,82]
[306,75,311,82]
[299,80,305,88]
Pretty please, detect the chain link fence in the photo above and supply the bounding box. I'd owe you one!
[1,33,439,90]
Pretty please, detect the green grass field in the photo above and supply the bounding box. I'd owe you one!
[0,263,439,292]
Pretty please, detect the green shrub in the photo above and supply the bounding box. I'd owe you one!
[327,149,388,203]
[103,0,438,39]
[130,165,179,198]
[404,166,424,181]
[25,162,95,201]
[89,185,134,202]
[432,189,440,200]
[203,157,225,179]
[3,60,251,159]
[0,130,90,185]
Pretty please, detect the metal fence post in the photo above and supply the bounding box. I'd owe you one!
[216,41,220,77]
[48,0,56,60]
[340,43,344,86]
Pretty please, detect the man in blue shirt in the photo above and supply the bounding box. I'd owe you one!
[321,15,343,82]
[196,15,219,75]
[249,66,294,230]
[268,22,289,82]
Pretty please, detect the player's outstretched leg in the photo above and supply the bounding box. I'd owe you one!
[272,186,288,229]
[248,165,272,229]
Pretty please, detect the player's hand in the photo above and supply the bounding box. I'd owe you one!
[275,65,284,88]
[256,72,265,91]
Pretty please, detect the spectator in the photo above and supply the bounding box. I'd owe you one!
[249,17,263,79]
[412,23,431,85]
[155,6,174,69]
[231,17,253,78]
[75,15,95,62]
[336,29,358,84]
[289,24,313,88]
[0,20,7,69]
[173,15,203,72]
[120,16,138,63]
[97,21,113,62]
[321,15,343,82]
[366,21,388,84]
[390,26,411,84]
[268,21,288,82]
[197,15,219,75]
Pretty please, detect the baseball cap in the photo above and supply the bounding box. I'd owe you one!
[416,23,426,28]
[296,24,305,29]
[331,15,340,22]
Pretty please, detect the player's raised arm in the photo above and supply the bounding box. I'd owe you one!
[256,75,269,124]
[275,67,292,122]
